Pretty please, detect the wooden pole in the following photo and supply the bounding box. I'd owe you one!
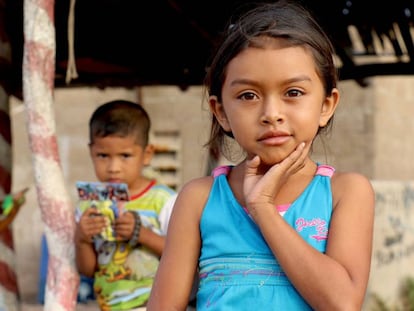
[22,0,79,310]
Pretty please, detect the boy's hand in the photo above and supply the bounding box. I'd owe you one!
[114,211,135,241]
[76,208,106,243]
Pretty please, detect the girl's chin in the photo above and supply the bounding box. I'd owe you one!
[258,155,285,166]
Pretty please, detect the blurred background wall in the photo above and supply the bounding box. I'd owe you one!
[10,77,414,309]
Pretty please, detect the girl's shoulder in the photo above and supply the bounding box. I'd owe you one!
[180,175,214,198]
[175,175,215,214]
[331,170,372,188]
[175,165,235,216]
[331,170,375,208]
[181,164,233,193]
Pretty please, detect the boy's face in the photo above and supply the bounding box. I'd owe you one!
[89,134,153,194]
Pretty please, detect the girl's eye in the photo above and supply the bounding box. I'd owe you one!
[286,89,303,97]
[96,153,108,158]
[238,92,258,101]
[121,153,132,159]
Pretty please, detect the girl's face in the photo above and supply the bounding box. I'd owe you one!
[210,40,339,166]
[89,135,154,195]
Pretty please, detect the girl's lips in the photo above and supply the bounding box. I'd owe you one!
[258,131,291,146]
[259,135,291,146]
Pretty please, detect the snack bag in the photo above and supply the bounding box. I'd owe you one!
[76,181,129,241]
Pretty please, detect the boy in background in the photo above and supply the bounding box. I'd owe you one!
[75,99,177,310]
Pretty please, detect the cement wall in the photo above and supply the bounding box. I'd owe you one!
[9,76,414,308]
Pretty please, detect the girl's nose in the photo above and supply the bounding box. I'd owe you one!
[260,99,284,125]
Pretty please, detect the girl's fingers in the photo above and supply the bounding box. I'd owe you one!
[264,142,306,177]
[281,142,306,169]
[244,142,308,207]
[245,155,261,176]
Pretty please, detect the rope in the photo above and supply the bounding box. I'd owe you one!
[66,0,78,84]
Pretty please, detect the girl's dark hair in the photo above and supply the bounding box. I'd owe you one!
[204,0,338,158]
[89,99,150,146]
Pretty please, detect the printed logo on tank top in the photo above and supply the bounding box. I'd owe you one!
[295,217,328,241]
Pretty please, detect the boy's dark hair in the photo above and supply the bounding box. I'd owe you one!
[89,99,151,146]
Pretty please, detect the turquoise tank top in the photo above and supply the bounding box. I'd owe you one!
[197,164,335,310]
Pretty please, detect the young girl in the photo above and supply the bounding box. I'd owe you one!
[147,1,375,310]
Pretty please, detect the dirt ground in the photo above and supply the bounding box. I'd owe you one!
[20,302,99,311]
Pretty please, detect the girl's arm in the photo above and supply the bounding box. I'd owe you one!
[147,177,212,311]
[249,167,375,310]
[243,143,374,310]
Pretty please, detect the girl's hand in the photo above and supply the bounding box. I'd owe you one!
[243,142,307,219]
[76,208,106,243]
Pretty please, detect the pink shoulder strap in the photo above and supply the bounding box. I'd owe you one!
[212,165,231,177]
[316,164,335,177]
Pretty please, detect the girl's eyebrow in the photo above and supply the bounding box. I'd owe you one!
[229,78,260,87]
[230,75,312,87]
[284,75,312,84]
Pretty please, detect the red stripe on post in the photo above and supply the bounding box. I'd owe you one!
[0,261,18,293]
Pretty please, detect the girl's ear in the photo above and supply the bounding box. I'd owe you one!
[142,144,155,166]
[209,95,231,132]
[319,88,340,127]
